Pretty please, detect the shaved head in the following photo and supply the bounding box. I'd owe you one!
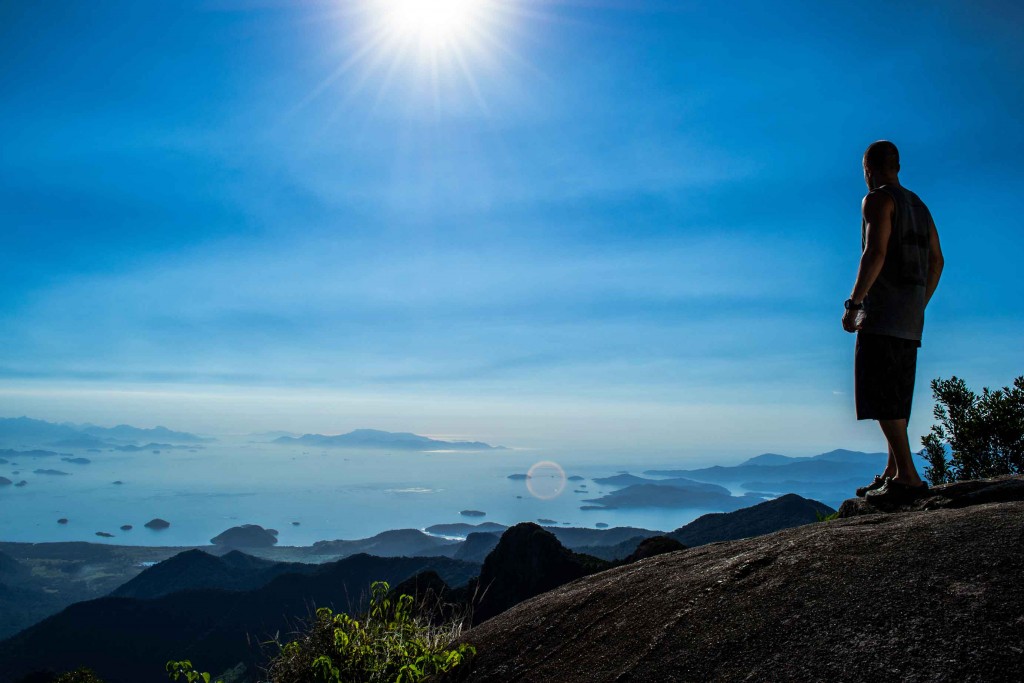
[864,140,900,173]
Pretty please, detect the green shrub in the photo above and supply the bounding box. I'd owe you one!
[166,660,221,683]
[168,580,474,683]
[264,580,474,683]
[922,375,1024,485]
[54,669,106,683]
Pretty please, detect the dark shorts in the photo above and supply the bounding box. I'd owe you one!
[855,332,920,421]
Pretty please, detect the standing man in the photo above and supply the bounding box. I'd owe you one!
[842,140,944,501]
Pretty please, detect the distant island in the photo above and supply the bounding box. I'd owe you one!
[273,428,505,451]
[0,416,211,449]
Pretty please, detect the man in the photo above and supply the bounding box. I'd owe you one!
[842,140,944,502]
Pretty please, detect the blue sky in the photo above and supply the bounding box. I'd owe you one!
[1,0,1021,456]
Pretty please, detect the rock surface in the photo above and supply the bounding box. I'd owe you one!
[838,474,1024,517]
[445,496,1024,682]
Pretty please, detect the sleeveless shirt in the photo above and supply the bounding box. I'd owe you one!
[860,184,932,342]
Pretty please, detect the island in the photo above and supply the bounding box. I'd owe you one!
[95,532,114,538]
[120,525,133,531]
[57,518,68,524]
[460,510,486,517]
[274,428,504,451]
[211,524,279,548]
[144,518,170,530]
[33,469,70,476]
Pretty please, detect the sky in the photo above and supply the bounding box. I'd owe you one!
[1,0,1022,457]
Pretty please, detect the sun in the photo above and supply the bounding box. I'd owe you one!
[384,0,482,46]
[375,0,493,50]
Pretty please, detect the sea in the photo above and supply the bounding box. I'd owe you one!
[0,442,745,546]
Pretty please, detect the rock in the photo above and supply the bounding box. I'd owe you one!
[144,518,170,530]
[470,522,611,626]
[461,510,486,517]
[445,491,1024,683]
[120,525,133,531]
[210,524,278,548]
[57,518,68,524]
[838,474,1024,517]
[620,535,687,564]
[95,532,114,538]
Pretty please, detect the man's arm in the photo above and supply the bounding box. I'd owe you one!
[924,213,944,306]
[850,190,893,304]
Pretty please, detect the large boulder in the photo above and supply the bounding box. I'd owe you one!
[443,493,1024,682]
[471,522,610,625]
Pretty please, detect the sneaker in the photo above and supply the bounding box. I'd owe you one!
[865,478,929,503]
[856,475,886,497]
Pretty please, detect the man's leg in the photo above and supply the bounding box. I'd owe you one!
[883,442,897,480]
[878,419,923,486]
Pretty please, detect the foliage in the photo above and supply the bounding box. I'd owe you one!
[263,580,475,683]
[167,581,474,683]
[815,510,839,523]
[166,660,221,683]
[54,669,106,683]
[922,375,1024,485]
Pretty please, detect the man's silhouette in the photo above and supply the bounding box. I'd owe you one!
[842,140,944,501]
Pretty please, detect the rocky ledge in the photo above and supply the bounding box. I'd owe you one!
[838,474,1024,517]
[444,478,1024,682]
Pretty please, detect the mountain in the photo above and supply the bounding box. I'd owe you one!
[0,417,208,448]
[109,549,312,600]
[640,448,927,507]
[75,423,210,443]
[666,493,835,546]
[0,418,80,445]
[0,554,480,683]
[441,480,1024,682]
[452,532,501,564]
[310,529,464,559]
[469,523,613,626]
[273,428,503,451]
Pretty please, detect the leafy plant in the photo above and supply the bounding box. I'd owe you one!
[922,375,1024,485]
[815,510,839,522]
[166,660,222,683]
[264,580,474,683]
[54,669,106,683]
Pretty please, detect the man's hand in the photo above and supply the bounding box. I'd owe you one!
[842,307,863,333]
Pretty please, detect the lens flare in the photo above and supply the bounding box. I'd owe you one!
[525,460,567,500]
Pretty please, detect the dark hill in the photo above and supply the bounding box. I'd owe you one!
[442,480,1024,682]
[667,492,835,546]
[453,532,501,564]
[470,523,612,626]
[109,549,311,600]
[0,554,480,683]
